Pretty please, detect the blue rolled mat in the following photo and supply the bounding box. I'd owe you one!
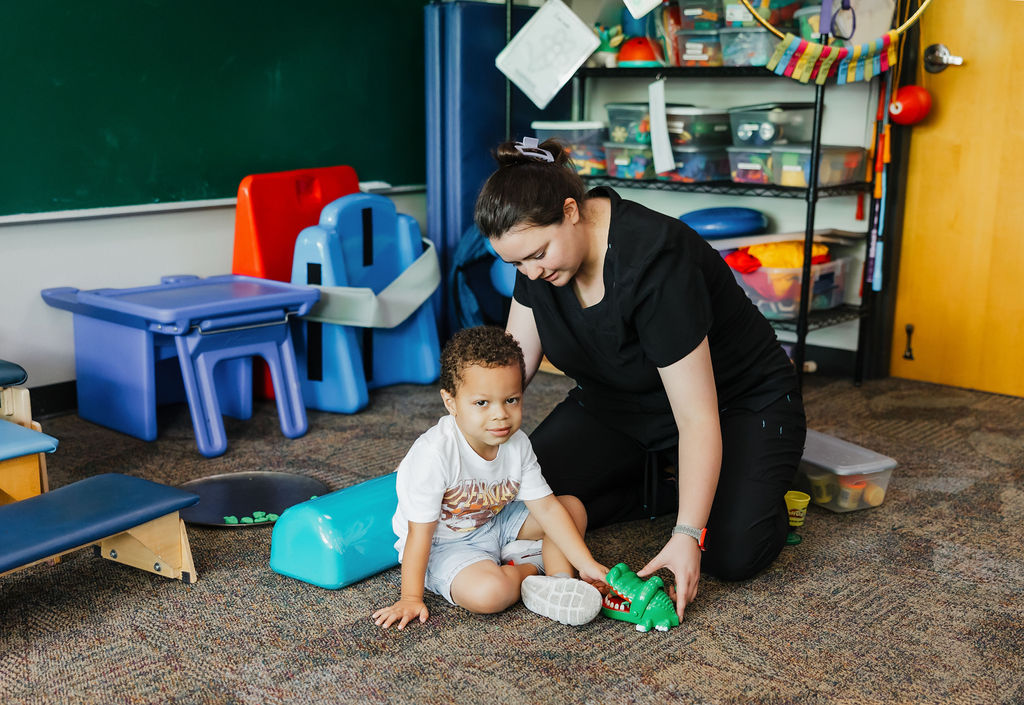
[680,207,768,238]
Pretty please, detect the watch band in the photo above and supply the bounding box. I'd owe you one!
[672,523,707,551]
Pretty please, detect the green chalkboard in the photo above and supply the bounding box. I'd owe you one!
[0,1,426,216]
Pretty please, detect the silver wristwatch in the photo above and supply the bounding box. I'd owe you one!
[672,523,707,551]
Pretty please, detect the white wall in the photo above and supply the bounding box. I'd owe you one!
[0,191,426,388]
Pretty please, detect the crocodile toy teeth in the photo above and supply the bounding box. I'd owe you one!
[601,563,680,632]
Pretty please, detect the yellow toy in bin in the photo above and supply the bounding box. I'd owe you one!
[784,490,810,545]
[797,430,897,513]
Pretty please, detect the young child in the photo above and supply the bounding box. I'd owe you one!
[372,326,608,630]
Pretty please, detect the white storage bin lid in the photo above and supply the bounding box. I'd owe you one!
[802,429,897,475]
[728,102,814,113]
[665,107,729,117]
[726,145,771,154]
[771,144,864,154]
[670,144,727,153]
[718,26,772,35]
[605,102,694,110]
[531,121,606,129]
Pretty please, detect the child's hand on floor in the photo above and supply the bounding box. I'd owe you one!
[373,597,429,630]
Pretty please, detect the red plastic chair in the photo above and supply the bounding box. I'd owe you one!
[232,166,360,395]
[233,166,360,283]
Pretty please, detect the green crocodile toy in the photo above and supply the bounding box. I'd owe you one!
[601,563,680,632]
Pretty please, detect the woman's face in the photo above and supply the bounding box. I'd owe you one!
[489,199,586,287]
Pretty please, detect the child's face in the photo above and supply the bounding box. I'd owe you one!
[440,363,523,461]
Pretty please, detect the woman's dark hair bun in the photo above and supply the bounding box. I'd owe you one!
[494,138,572,168]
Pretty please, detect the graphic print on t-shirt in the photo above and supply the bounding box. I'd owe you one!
[440,478,520,532]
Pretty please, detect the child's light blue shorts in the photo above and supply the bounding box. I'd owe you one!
[423,500,531,605]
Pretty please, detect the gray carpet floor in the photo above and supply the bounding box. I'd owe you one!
[2,373,1022,704]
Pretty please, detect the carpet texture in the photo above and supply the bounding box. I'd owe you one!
[2,374,1022,704]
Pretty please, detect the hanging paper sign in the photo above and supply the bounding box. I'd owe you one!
[623,0,662,21]
[495,0,599,110]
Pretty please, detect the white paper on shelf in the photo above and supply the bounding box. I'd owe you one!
[623,0,662,20]
[494,0,599,110]
[648,79,675,175]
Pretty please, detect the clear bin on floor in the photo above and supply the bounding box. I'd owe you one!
[795,429,897,512]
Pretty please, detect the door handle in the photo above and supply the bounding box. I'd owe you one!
[903,324,915,361]
[924,44,964,73]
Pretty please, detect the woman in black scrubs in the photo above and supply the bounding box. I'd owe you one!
[474,138,806,621]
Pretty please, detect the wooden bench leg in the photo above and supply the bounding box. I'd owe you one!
[0,454,44,504]
[98,512,198,583]
[29,421,50,494]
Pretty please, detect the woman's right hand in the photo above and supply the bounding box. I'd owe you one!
[372,597,429,630]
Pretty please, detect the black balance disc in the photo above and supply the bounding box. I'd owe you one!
[179,471,329,527]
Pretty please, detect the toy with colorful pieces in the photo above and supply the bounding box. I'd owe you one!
[601,563,680,632]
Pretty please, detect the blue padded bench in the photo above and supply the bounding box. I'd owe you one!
[0,473,200,583]
[0,420,58,504]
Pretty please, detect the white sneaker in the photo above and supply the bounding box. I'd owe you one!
[500,539,545,573]
[521,575,603,626]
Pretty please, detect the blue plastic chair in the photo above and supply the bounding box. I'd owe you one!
[291,193,441,413]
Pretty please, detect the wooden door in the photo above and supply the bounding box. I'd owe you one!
[889,0,1024,397]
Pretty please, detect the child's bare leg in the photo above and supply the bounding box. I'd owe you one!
[450,560,537,614]
[516,495,588,577]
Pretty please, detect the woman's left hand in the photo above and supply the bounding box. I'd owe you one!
[636,534,701,621]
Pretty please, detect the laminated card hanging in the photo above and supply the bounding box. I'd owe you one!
[495,0,599,110]
[648,79,674,175]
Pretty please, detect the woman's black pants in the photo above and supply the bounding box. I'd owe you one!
[528,391,807,581]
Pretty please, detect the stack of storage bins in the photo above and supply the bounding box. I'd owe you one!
[599,102,732,183]
[725,103,868,188]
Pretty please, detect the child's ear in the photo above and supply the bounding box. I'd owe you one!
[440,388,457,415]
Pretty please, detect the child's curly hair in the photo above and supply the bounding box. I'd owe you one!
[440,326,525,395]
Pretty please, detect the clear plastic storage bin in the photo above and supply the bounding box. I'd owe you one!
[720,26,778,66]
[603,142,656,180]
[795,429,897,512]
[657,145,730,182]
[728,103,815,146]
[531,121,609,175]
[606,103,651,144]
[726,146,772,184]
[666,107,731,146]
[677,0,723,29]
[770,144,868,187]
[722,1,759,26]
[676,30,723,66]
[732,256,850,319]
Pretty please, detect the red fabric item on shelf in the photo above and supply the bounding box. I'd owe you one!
[724,249,762,273]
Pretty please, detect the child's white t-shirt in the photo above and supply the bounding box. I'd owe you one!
[392,414,553,558]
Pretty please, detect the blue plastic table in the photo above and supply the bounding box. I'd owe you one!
[42,275,319,458]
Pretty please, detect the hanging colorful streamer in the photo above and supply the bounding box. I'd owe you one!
[764,29,898,84]
[738,0,932,85]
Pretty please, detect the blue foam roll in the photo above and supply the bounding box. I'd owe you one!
[679,207,768,238]
[270,473,399,589]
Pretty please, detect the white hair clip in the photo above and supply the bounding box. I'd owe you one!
[514,136,554,163]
